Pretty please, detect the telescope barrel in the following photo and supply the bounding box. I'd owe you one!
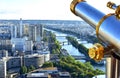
[70,0,105,28]
[70,1,120,77]
[70,0,120,55]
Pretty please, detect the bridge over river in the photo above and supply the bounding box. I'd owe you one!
[72,55,90,61]
[50,54,89,61]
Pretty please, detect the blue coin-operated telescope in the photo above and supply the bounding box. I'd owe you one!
[70,0,120,78]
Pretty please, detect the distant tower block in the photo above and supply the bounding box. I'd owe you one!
[15,26,17,38]
[20,18,23,37]
[40,24,43,38]
[11,26,17,38]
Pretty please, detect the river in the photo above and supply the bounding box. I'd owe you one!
[45,28,106,73]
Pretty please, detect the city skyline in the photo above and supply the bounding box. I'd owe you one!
[0,0,119,20]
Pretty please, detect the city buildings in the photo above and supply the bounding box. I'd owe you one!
[24,54,45,68]
[11,25,17,38]
[0,19,47,77]
[26,67,71,78]
[25,40,33,52]
[38,51,50,62]
[29,24,43,42]
[4,54,46,77]
[20,18,23,38]
[7,56,22,69]
[0,39,12,53]
[0,26,11,39]
[23,24,29,36]
[0,50,8,58]
[11,38,26,52]
[0,58,7,78]
[29,25,37,42]
[10,18,24,38]
[6,54,45,69]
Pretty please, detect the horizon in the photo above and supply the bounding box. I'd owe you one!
[0,19,85,22]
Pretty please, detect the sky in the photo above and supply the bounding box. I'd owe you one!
[0,0,119,20]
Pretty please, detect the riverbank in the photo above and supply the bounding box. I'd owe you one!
[44,28,106,72]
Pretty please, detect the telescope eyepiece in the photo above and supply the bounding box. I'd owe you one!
[107,1,120,19]
[107,1,117,10]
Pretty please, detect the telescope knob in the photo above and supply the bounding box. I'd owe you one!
[88,43,104,61]
[107,1,120,19]
[107,1,117,10]
[115,6,120,19]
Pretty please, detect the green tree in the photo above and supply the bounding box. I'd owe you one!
[28,65,35,72]
[84,62,94,70]
[71,72,78,77]
[42,62,53,68]
[94,68,105,75]
[20,66,27,74]
[55,40,61,50]
[42,37,48,42]
[66,36,79,48]
[56,56,105,78]
[47,31,62,54]
[52,49,56,54]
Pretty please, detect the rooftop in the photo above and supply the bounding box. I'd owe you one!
[59,72,71,77]
[27,73,50,78]
[32,67,58,74]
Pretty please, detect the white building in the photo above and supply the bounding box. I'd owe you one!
[24,54,45,68]
[11,38,26,52]
[20,18,23,38]
[0,58,7,78]
[29,25,37,42]
[11,25,17,38]
[36,24,43,41]
[25,40,33,52]
[6,54,45,71]
[38,51,50,62]
[29,24,43,42]
[23,24,29,36]
[27,73,50,78]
